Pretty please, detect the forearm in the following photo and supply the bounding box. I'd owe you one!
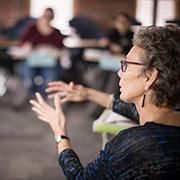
[86,88,113,109]
[58,143,110,179]
[57,140,71,154]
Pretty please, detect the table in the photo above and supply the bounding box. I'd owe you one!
[83,49,125,71]
[63,37,98,48]
[93,109,138,148]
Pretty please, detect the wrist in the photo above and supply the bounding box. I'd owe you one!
[86,88,92,101]
[53,128,68,138]
[55,134,70,145]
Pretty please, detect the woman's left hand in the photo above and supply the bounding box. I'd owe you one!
[30,92,67,137]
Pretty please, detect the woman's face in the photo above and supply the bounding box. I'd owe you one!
[114,15,131,33]
[118,46,146,104]
[41,10,54,23]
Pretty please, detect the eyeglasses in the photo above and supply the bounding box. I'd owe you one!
[120,59,144,72]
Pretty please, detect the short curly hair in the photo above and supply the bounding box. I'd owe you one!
[133,25,180,108]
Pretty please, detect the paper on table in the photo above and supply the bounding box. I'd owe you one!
[96,109,137,125]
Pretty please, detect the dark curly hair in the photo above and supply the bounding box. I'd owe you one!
[133,25,180,108]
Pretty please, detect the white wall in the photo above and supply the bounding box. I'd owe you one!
[30,0,73,35]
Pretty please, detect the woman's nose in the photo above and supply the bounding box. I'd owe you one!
[117,69,123,79]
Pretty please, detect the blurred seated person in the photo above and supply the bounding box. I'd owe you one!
[19,7,64,97]
[98,12,134,54]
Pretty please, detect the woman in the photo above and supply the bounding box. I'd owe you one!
[30,25,180,179]
[98,12,134,54]
[19,8,64,96]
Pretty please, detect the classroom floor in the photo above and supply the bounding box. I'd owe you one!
[0,99,102,180]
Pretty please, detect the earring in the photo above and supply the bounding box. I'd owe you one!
[141,93,146,108]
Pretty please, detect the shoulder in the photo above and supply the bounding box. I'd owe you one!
[22,23,38,36]
[109,122,180,152]
[127,30,134,37]
[105,124,180,178]
[108,124,154,153]
[26,22,37,31]
[52,28,64,37]
[53,27,62,34]
[108,28,119,35]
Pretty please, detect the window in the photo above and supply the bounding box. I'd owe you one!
[30,0,73,35]
[136,0,154,26]
[136,0,175,26]
[156,0,175,25]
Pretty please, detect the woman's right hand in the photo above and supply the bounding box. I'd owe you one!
[45,81,89,104]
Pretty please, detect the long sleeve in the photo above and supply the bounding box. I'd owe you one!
[20,23,35,45]
[58,143,115,180]
[58,123,180,179]
[112,96,139,123]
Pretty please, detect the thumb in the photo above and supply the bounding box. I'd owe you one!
[69,81,75,90]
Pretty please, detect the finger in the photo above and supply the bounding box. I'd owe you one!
[54,95,61,114]
[29,100,45,110]
[60,97,69,104]
[69,81,74,87]
[61,94,75,102]
[48,81,67,87]
[48,92,67,100]
[48,93,57,99]
[45,86,63,93]
[35,92,46,105]
[48,93,68,104]
[32,107,44,116]
[69,81,75,90]
[69,94,78,101]
[38,116,48,122]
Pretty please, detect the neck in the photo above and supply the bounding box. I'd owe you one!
[135,101,180,126]
[37,20,52,35]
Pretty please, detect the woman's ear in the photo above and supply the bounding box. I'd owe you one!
[144,68,158,91]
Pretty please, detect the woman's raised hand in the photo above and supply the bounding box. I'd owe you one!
[30,92,67,136]
[45,81,88,103]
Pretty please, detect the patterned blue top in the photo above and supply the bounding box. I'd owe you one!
[59,122,180,179]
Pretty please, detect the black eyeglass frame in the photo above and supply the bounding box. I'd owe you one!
[120,59,144,72]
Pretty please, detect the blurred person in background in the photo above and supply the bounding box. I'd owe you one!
[19,7,64,97]
[30,25,180,179]
[98,12,134,55]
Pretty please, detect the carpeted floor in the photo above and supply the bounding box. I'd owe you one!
[0,100,102,180]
